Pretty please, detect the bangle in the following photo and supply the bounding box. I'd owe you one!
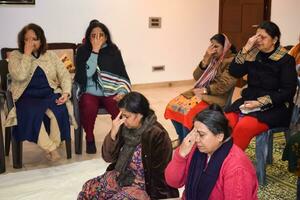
[257,99,264,107]
[241,47,249,54]
[204,87,210,95]
[199,61,207,70]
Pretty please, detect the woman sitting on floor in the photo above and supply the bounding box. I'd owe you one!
[78,92,179,200]
[6,23,76,161]
[165,104,258,200]
[164,33,237,142]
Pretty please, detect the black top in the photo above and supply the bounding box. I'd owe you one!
[74,44,130,93]
[226,49,297,128]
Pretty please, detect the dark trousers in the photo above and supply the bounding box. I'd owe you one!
[79,93,119,142]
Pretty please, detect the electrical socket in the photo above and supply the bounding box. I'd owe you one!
[152,65,165,72]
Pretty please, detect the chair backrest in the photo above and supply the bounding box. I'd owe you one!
[48,43,78,73]
[0,60,9,91]
[223,87,235,109]
[47,43,77,62]
[1,48,17,60]
[285,45,294,51]
[1,43,78,73]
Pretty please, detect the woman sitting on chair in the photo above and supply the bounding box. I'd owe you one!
[225,21,298,150]
[6,23,76,161]
[78,92,179,200]
[165,104,258,200]
[75,21,131,154]
[164,33,237,142]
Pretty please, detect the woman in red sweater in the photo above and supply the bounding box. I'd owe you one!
[165,104,258,200]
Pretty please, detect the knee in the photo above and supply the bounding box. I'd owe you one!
[232,123,255,141]
[225,112,238,128]
[80,105,95,115]
[45,109,56,119]
[80,96,98,113]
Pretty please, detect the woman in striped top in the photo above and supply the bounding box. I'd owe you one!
[75,21,131,154]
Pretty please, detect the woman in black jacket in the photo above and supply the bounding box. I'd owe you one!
[225,21,297,150]
[75,21,131,154]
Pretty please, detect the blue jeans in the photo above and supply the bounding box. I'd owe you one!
[171,120,190,142]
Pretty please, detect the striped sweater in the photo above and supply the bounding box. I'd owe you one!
[75,43,131,97]
[97,67,131,96]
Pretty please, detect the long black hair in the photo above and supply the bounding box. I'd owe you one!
[194,104,231,141]
[84,21,116,51]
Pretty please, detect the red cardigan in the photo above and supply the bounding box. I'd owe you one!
[165,144,258,200]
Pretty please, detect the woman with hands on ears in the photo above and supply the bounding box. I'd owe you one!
[78,92,179,200]
[165,104,258,200]
[225,21,298,150]
[6,23,76,161]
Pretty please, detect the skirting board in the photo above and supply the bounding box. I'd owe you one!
[132,79,194,90]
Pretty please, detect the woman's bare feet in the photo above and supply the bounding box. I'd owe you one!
[46,149,61,161]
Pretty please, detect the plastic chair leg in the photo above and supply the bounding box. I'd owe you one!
[255,131,269,185]
[12,137,22,169]
[0,118,5,173]
[4,127,11,156]
[74,126,83,155]
[65,139,72,159]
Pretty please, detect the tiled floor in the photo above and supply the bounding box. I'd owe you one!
[2,82,241,174]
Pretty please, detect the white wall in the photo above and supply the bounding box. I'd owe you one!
[0,0,218,84]
[271,0,300,46]
[1,0,298,84]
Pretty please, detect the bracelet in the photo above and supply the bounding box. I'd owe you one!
[203,87,210,95]
[241,47,249,54]
[199,61,208,70]
[256,99,264,107]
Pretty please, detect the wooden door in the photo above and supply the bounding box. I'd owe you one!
[219,0,271,51]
